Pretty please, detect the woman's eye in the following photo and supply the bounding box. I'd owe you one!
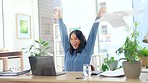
[74,37,78,40]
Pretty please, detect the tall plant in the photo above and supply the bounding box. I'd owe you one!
[116,22,143,63]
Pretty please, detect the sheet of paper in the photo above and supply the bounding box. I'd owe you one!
[0,69,30,76]
[141,69,148,73]
[95,9,144,27]
[99,68,124,77]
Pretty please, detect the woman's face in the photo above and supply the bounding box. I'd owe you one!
[70,33,80,49]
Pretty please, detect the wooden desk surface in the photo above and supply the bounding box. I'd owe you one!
[0,72,86,83]
[0,72,148,83]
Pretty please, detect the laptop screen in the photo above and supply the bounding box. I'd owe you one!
[29,56,57,76]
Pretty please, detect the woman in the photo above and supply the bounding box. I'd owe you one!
[54,7,106,71]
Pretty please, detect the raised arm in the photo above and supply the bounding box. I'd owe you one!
[54,9,69,53]
[85,7,106,52]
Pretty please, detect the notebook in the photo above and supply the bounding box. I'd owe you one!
[0,69,30,76]
[29,56,66,76]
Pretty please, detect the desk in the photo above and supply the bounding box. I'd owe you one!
[0,51,24,71]
[0,72,148,83]
[0,72,86,83]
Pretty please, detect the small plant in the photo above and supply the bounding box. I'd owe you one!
[104,56,115,64]
[22,38,50,56]
[101,54,120,71]
[141,47,148,57]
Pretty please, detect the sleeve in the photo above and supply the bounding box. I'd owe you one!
[85,17,100,53]
[58,18,70,53]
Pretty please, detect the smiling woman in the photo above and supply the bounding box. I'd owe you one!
[54,7,106,71]
[69,30,85,53]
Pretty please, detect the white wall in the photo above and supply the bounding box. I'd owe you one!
[62,0,98,53]
[1,0,39,70]
[0,0,4,48]
[105,0,133,50]
[62,0,97,37]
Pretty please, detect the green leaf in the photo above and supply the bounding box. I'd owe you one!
[101,63,109,71]
[21,38,50,56]
[115,21,143,63]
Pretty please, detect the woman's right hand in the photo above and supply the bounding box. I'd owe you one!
[97,7,106,17]
[54,9,62,20]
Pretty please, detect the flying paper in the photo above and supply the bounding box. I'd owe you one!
[95,9,143,27]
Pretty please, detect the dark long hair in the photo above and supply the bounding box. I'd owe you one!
[69,30,86,54]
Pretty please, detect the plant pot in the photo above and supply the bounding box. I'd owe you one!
[122,61,141,79]
[107,60,118,71]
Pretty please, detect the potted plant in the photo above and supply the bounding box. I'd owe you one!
[101,54,119,71]
[141,47,148,66]
[22,38,50,56]
[22,38,52,75]
[116,22,144,79]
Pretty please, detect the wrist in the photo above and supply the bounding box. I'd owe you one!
[97,15,101,18]
[58,17,62,20]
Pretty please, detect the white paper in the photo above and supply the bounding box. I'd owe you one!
[100,68,124,77]
[0,70,30,76]
[95,9,144,27]
[141,69,148,73]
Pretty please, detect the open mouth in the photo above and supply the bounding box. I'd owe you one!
[72,43,78,49]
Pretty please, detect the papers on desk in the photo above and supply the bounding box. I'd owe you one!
[99,68,124,77]
[99,68,148,77]
[0,69,30,76]
[141,69,148,73]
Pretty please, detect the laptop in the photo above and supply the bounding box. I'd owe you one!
[29,56,66,76]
